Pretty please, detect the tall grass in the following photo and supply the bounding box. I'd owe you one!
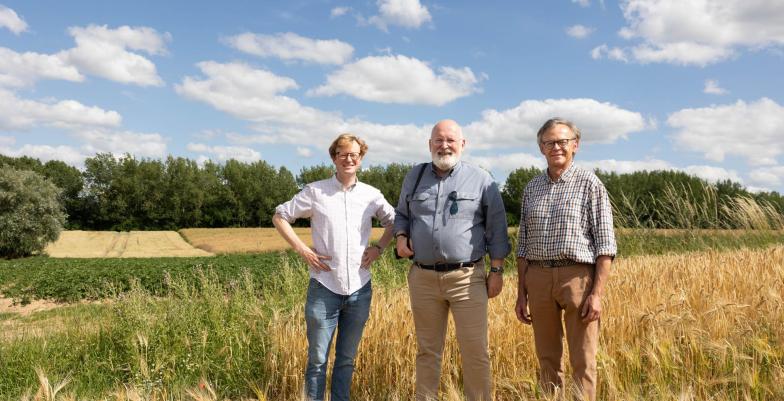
[2,246,782,400]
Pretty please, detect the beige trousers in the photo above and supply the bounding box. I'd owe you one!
[407,262,490,401]
[526,263,599,401]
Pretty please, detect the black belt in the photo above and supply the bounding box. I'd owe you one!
[415,258,482,272]
[527,259,580,268]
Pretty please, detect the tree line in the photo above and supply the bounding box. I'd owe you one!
[2,153,783,230]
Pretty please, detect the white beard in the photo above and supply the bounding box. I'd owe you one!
[432,152,459,171]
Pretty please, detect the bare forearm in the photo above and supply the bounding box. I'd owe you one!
[591,255,612,297]
[272,214,308,253]
[376,225,394,249]
[516,257,528,296]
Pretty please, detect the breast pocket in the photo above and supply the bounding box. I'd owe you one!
[407,191,433,216]
[449,192,479,220]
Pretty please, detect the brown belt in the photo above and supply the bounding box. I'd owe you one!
[527,259,581,268]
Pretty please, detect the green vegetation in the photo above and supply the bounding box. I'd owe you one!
[0,167,66,258]
[2,230,783,304]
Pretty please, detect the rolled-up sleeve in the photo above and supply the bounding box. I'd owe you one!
[589,182,617,258]
[483,180,511,260]
[374,195,396,228]
[275,185,314,223]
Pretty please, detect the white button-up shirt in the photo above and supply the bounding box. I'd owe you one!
[275,175,396,295]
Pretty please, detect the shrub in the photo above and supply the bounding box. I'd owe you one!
[0,166,66,258]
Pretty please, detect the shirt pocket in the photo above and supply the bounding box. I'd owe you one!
[407,190,433,216]
[448,191,479,220]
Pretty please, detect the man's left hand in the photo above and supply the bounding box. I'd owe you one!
[581,293,602,322]
[486,272,503,298]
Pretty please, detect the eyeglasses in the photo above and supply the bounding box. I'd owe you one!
[541,137,577,150]
[448,191,458,215]
[337,152,361,161]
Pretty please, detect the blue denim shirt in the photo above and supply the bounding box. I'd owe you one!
[394,161,511,264]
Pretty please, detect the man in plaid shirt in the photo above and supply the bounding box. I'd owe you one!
[515,118,617,401]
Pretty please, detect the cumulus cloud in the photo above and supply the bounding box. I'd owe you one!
[0,134,14,146]
[0,89,122,131]
[703,79,727,95]
[366,0,432,31]
[590,44,629,62]
[465,152,544,175]
[593,0,784,66]
[566,25,594,39]
[683,165,742,183]
[61,24,169,86]
[225,32,354,65]
[572,0,590,7]
[308,55,483,106]
[77,129,167,158]
[749,165,784,189]
[0,48,84,88]
[464,98,648,150]
[0,143,85,166]
[186,143,261,163]
[331,6,351,18]
[668,98,784,166]
[0,5,27,34]
[297,146,313,157]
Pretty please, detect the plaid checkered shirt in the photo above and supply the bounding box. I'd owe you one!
[516,163,616,263]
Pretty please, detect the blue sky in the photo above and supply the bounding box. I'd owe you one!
[1,0,783,192]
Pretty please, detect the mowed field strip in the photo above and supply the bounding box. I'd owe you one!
[45,231,214,258]
[179,227,386,254]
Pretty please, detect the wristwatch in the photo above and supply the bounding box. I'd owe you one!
[489,265,504,274]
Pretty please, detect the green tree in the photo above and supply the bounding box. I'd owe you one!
[0,166,66,258]
[501,166,542,226]
[358,163,412,206]
[297,164,334,187]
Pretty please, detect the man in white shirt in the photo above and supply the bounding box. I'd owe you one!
[273,133,395,401]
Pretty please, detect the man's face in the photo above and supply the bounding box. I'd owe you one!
[539,123,579,170]
[429,122,465,171]
[332,141,362,176]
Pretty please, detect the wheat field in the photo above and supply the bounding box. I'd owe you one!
[44,231,214,258]
[179,227,387,254]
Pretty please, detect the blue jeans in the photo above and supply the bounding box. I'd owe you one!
[304,279,372,401]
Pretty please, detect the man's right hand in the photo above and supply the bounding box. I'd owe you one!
[515,294,532,324]
[297,247,332,271]
[395,235,414,258]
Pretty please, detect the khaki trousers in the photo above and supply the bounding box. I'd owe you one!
[407,262,490,401]
[526,263,599,401]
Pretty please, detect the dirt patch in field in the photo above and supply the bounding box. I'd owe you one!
[180,227,386,254]
[45,231,214,258]
[0,297,63,316]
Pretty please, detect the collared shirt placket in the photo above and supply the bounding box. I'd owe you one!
[342,185,351,293]
[433,176,444,260]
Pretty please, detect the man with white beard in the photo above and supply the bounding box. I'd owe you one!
[394,119,510,401]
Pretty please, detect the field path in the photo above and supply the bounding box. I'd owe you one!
[45,231,214,258]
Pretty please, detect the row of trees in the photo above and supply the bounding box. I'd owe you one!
[2,153,783,231]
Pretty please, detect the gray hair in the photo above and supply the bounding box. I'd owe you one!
[536,118,581,143]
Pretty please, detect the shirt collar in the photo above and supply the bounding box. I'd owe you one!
[332,174,358,191]
[429,160,463,178]
[546,162,576,184]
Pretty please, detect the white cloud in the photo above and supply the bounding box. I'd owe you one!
[367,0,432,31]
[0,5,26,35]
[225,32,354,65]
[601,0,784,66]
[590,44,629,62]
[464,98,648,150]
[77,129,167,158]
[749,166,784,188]
[572,0,590,7]
[465,152,544,174]
[0,48,84,88]
[308,55,482,106]
[61,24,169,86]
[577,159,673,174]
[297,147,313,157]
[703,79,728,95]
[683,165,741,183]
[0,89,122,131]
[0,144,85,166]
[331,7,351,18]
[186,142,261,163]
[668,98,784,166]
[566,25,594,39]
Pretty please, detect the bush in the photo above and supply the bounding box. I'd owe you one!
[0,166,66,258]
